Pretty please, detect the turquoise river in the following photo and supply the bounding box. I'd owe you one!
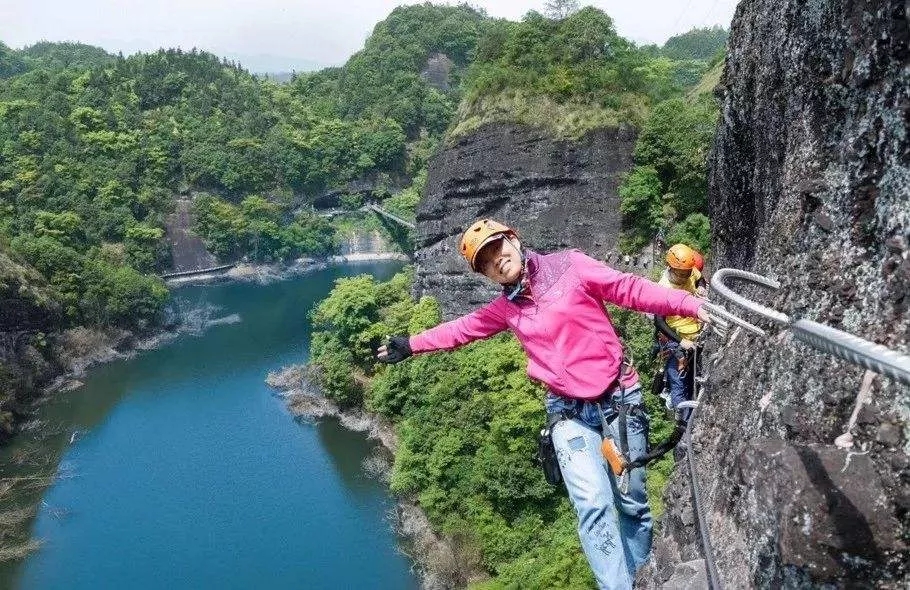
[0,262,418,589]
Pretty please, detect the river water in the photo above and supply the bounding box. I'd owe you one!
[0,262,417,589]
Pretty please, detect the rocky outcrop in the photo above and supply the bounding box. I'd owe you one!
[646,1,909,588]
[163,198,218,272]
[0,250,60,442]
[421,52,455,91]
[414,123,637,318]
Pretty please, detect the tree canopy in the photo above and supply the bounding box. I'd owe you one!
[308,268,677,587]
[661,26,728,62]
[0,5,484,330]
[451,9,718,138]
[618,87,720,254]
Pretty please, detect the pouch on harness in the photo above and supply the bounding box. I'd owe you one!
[538,375,628,486]
[537,414,563,485]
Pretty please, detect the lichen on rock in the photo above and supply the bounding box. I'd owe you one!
[643,1,910,587]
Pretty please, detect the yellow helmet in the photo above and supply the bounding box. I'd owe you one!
[666,243,697,270]
[459,219,516,271]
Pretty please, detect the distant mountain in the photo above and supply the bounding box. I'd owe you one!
[217,52,327,74]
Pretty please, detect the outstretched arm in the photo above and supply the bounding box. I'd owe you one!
[572,251,708,320]
[408,301,509,353]
[376,300,509,363]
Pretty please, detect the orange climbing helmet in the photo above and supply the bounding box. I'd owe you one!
[459,219,516,271]
[692,250,705,272]
[665,243,697,270]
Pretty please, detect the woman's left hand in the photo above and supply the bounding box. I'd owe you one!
[697,305,711,324]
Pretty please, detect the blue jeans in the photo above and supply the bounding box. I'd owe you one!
[662,342,692,420]
[545,386,652,590]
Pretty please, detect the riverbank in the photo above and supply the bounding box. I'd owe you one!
[1,304,250,560]
[4,251,409,448]
[42,327,179,395]
[50,253,410,394]
[266,364,488,590]
[2,264,418,588]
[165,252,410,287]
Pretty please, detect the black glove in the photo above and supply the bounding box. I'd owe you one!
[378,335,412,364]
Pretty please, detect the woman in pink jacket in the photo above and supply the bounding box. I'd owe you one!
[377,219,708,590]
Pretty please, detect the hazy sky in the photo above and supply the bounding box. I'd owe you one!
[1,1,740,71]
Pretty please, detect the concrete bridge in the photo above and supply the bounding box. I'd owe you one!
[315,204,415,229]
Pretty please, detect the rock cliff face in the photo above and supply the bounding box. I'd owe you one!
[646,1,909,588]
[0,250,60,442]
[414,123,637,318]
[421,52,455,92]
[164,198,219,272]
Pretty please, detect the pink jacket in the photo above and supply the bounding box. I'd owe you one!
[409,250,704,400]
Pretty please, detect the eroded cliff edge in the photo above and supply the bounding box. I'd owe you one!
[646,1,909,587]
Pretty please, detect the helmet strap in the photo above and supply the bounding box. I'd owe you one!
[505,240,528,301]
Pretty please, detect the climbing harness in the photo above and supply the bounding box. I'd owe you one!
[538,364,647,491]
[597,385,634,492]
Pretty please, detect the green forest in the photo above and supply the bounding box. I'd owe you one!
[2,2,727,583]
[0,4,723,334]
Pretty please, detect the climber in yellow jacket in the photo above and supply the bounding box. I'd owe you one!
[654,243,706,420]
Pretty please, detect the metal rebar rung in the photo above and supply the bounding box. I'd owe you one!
[710,268,789,325]
[710,267,910,387]
[702,302,767,337]
[791,320,910,386]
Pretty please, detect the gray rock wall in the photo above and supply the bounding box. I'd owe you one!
[646,1,909,587]
[164,198,219,272]
[421,52,454,91]
[414,123,637,318]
